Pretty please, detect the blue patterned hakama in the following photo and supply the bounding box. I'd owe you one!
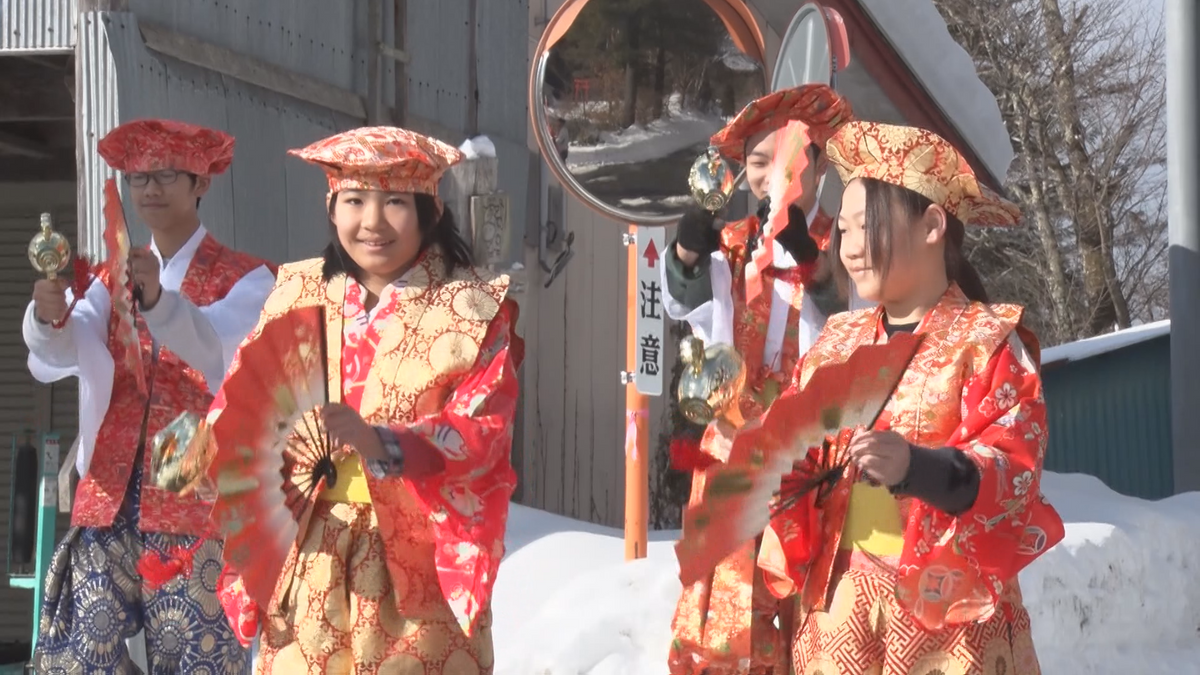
[33,466,248,674]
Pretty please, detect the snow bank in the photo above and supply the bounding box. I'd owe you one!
[494,505,682,675]
[1024,472,1200,673]
[494,474,1200,675]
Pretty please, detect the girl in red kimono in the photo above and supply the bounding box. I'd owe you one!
[215,126,522,674]
[760,122,1065,675]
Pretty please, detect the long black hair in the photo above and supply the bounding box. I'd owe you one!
[321,192,474,281]
[827,177,988,303]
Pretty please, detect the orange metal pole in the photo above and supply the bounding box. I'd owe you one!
[624,223,649,561]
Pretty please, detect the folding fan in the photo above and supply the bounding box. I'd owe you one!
[201,305,334,607]
[103,178,147,394]
[674,332,924,586]
[744,120,812,301]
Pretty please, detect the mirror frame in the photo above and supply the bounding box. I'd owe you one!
[528,0,768,226]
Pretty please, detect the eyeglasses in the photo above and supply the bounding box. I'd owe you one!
[124,170,194,187]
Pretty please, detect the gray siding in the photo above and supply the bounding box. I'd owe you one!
[78,12,358,261]
[0,182,78,643]
[406,1,471,134]
[1042,337,1175,500]
[0,0,76,52]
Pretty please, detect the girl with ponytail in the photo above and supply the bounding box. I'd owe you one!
[758,122,1064,675]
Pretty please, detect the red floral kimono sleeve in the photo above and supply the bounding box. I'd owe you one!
[381,299,521,634]
[895,330,1065,629]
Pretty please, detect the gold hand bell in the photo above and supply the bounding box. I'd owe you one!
[687,146,742,213]
[28,212,71,280]
[676,335,747,428]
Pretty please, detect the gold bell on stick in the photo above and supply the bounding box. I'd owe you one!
[687,146,741,213]
[28,212,71,280]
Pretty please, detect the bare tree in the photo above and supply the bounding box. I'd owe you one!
[934,0,1167,344]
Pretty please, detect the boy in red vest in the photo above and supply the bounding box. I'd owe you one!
[662,84,854,675]
[24,119,276,673]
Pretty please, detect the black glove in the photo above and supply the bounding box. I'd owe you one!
[756,197,821,264]
[675,205,721,257]
[805,266,848,316]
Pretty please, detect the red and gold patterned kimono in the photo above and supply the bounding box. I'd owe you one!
[225,248,520,674]
[759,284,1065,675]
[670,211,834,675]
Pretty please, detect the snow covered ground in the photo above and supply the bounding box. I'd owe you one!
[493,472,1200,675]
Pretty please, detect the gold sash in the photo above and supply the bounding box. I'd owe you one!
[317,455,372,504]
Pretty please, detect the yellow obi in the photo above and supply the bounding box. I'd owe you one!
[317,455,372,504]
[839,483,904,555]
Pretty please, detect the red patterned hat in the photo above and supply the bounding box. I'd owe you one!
[97,119,235,176]
[288,126,464,196]
[710,83,853,164]
[826,121,1021,227]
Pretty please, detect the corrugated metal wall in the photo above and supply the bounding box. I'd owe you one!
[76,12,360,261]
[74,3,533,265]
[0,182,77,643]
[1042,336,1175,500]
[123,0,394,103]
[0,0,75,52]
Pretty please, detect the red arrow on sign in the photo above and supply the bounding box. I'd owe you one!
[643,238,660,268]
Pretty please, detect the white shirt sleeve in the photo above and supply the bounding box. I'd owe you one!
[24,277,112,380]
[661,251,736,347]
[139,265,275,393]
[23,278,115,477]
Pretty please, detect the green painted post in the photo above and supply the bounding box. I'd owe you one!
[29,432,60,654]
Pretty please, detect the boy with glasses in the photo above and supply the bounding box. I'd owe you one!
[24,119,275,673]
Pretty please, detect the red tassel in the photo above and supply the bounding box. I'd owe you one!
[137,540,202,591]
[48,255,97,329]
[796,259,818,287]
[670,436,718,473]
[70,255,94,296]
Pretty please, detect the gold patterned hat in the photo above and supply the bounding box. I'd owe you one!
[825,121,1020,227]
[289,126,464,196]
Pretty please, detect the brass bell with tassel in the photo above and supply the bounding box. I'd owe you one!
[28,213,71,280]
[676,335,747,427]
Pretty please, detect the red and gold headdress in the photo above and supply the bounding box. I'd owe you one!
[98,119,235,176]
[288,126,464,196]
[710,83,853,164]
[826,121,1021,227]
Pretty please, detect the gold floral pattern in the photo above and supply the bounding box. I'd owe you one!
[791,555,1038,675]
